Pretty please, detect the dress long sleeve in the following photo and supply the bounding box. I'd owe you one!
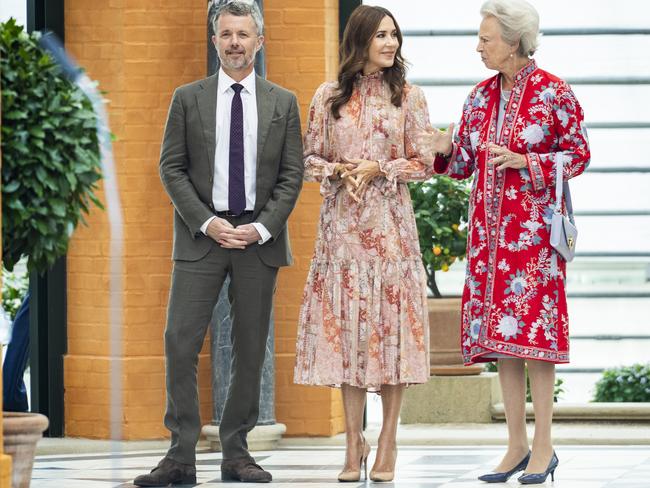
[378,85,434,193]
[433,89,478,181]
[303,82,342,197]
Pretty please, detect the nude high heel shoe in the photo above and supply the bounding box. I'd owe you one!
[369,447,397,482]
[338,438,371,482]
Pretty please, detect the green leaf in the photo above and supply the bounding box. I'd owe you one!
[3,180,20,193]
[1,19,104,274]
[28,127,45,138]
[3,109,27,119]
[50,199,67,217]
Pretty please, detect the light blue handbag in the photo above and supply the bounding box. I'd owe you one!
[550,153,577,262]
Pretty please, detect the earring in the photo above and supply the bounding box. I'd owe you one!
[509,53,514,58]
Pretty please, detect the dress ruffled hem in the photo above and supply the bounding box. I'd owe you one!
[293,376,429,393]
[294,256,430,389]
[463,339,570,365]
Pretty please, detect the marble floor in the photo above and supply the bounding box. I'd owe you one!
[31,445,650,487]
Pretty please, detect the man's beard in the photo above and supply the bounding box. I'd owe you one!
[219,50,254,70]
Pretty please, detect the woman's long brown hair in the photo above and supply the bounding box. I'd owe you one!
[329,5,407,119]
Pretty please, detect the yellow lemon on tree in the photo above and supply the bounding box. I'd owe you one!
[433,246,442,256]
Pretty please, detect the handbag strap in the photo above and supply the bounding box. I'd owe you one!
[554,153,575,224]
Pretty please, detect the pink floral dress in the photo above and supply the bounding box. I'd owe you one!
[294,72,433,390]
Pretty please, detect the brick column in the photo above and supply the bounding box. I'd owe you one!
[265,0,344,436]
[63,0,343,440]
[64,1,208,439]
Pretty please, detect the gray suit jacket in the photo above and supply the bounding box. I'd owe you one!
[159,73,304,267]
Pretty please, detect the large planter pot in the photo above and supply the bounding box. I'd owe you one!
[428,298,482,376]
[3,412,49,488]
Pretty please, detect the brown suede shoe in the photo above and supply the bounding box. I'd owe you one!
[221,456,272,483]
[133,457,197,486]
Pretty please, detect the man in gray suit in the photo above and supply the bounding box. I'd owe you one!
[134,2,303,485]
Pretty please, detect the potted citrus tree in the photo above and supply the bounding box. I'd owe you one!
[409,175,481,374]
[1,18,103,487]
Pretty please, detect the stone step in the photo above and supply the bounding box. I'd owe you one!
[281,423,650,446]
[491,402,650,421]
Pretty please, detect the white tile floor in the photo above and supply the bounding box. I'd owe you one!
[31,445,650,487]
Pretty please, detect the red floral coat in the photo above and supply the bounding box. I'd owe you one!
[435,60,590,364]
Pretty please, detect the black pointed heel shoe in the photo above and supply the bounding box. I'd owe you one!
[478,451,531,483]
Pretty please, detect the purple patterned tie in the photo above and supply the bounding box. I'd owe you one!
[228,83,246,215]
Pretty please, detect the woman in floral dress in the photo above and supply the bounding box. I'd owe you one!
[294,5,432,483]
[424,0,590,484]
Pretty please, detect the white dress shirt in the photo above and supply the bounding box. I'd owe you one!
[200,68,270,243]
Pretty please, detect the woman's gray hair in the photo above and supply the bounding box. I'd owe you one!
[480,0,540,57]
[212,0,264,36]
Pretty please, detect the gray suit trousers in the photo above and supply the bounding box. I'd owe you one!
[163,215,277,464]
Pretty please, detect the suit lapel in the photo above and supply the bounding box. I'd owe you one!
[255,76,277,168]
[195,73,218,177]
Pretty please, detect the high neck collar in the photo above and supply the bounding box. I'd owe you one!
[357,69,384,82]
[511,58,537,85]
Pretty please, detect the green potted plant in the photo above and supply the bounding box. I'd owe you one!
[593,363,650,402]
[1,18,103,274]
[410,176,470,298]
[409,175,481,374]
[1,18,103,487]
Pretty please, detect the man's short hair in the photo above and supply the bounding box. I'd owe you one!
[212,1,264,36]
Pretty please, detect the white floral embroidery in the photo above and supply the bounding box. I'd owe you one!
[497,259,510,272]
[497,315,519,337]
[520,123,544,145]
[505,186,518,200]
[474,91,487,109]
[556,109,569,127]
[539,87,556,103]
[508,274,527,295]
[522,220,543,234]
[580,121,590,143]
[470,318,482,339]
[470,131,480,153]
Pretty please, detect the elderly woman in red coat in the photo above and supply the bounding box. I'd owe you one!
[423,0,590,484]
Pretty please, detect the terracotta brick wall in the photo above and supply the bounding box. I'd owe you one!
[264,0,344,436]
[64,0,343,439]
[64,0,209,439]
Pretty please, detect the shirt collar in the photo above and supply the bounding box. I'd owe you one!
[218,67,256,95]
